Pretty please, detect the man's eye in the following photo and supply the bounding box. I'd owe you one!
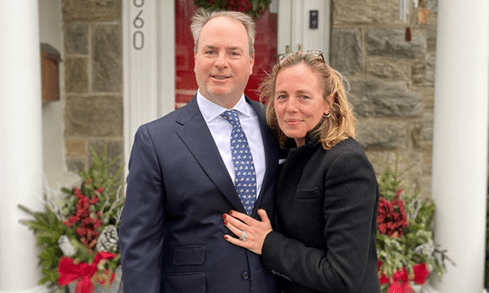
[301,95,310,100]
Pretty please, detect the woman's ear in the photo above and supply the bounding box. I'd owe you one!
[327,93,335,103]
[323,97,332,115]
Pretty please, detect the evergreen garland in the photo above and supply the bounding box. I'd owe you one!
[193,0,271,18]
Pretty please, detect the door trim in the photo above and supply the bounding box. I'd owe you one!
[122,0,175,173]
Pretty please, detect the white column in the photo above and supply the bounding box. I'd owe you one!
[431,0,489,292]
[0,2,47,293]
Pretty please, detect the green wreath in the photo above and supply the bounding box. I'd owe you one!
[193,0,271,18]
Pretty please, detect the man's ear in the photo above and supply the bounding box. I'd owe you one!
[249,53,255,75]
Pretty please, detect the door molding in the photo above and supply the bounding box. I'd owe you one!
[122,0,175,171]
[277,0,331,61]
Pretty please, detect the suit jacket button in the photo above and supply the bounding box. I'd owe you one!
[242,272,249,280]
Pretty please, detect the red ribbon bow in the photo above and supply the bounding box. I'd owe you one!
[58,252,117,293]
[378,261,429,293]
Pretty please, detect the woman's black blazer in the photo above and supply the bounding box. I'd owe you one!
[262,138,380,293]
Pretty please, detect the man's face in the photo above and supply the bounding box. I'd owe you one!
[194,16,254,107]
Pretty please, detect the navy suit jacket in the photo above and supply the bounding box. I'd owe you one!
[119,96,279,293]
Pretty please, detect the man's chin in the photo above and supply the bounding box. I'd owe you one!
[208,89,232,99]
[201,87,244,104]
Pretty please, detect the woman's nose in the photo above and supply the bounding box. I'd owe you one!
[285,98,298,112]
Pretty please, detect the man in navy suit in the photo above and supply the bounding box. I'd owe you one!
[119,8,279,293]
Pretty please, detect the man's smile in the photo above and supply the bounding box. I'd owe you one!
[211,74,231,80]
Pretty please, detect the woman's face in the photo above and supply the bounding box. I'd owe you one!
[274,63,329,147]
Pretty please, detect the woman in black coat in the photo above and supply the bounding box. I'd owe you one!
[223,51,380,293]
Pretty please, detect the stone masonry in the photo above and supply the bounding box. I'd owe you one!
[63,0,124,176]
[331,0,438,199]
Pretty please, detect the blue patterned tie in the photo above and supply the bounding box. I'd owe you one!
[221,110,257,215]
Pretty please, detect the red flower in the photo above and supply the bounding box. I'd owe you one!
[82,217,93,226]
[76,227,87,236]
[69,216,80,223]
[377,196,409,237]
[94,219,102,229]
[65,184,110,248]
[74,188,83,197]
[63,220,73,228]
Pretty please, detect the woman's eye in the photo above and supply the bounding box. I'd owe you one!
[276,95,286,100]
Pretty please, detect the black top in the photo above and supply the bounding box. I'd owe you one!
[262,137,380,293]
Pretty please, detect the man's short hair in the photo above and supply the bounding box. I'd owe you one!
[190,8,256,56]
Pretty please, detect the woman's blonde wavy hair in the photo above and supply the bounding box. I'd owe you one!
[259,52,355,150]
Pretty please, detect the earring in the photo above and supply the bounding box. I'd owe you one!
[323,112,331,118]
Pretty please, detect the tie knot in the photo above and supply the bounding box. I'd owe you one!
[221,110,241,127]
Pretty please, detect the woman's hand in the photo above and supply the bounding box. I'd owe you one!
[223,208,273,255]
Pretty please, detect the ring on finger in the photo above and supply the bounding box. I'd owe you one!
[240,231,247,242]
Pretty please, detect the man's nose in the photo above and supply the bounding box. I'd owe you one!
[214,53,228,68]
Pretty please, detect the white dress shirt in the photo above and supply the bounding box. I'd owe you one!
[197,91,265,199]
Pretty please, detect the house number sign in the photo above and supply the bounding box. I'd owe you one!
[132,0,144,50]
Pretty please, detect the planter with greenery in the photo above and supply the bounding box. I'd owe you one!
[19,144,124,293]
[376,157,453,292]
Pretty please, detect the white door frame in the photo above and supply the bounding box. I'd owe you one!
[122,0,175,172]
[277,0,331,61]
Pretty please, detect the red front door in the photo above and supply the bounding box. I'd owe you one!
[175,0,278,107]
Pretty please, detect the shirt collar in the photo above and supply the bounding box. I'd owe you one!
[196,90,252,123]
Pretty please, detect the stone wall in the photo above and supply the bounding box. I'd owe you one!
[62,0,124,175]
[330,0,438,199]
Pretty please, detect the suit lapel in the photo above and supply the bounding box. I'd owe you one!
[175,97,245,212]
